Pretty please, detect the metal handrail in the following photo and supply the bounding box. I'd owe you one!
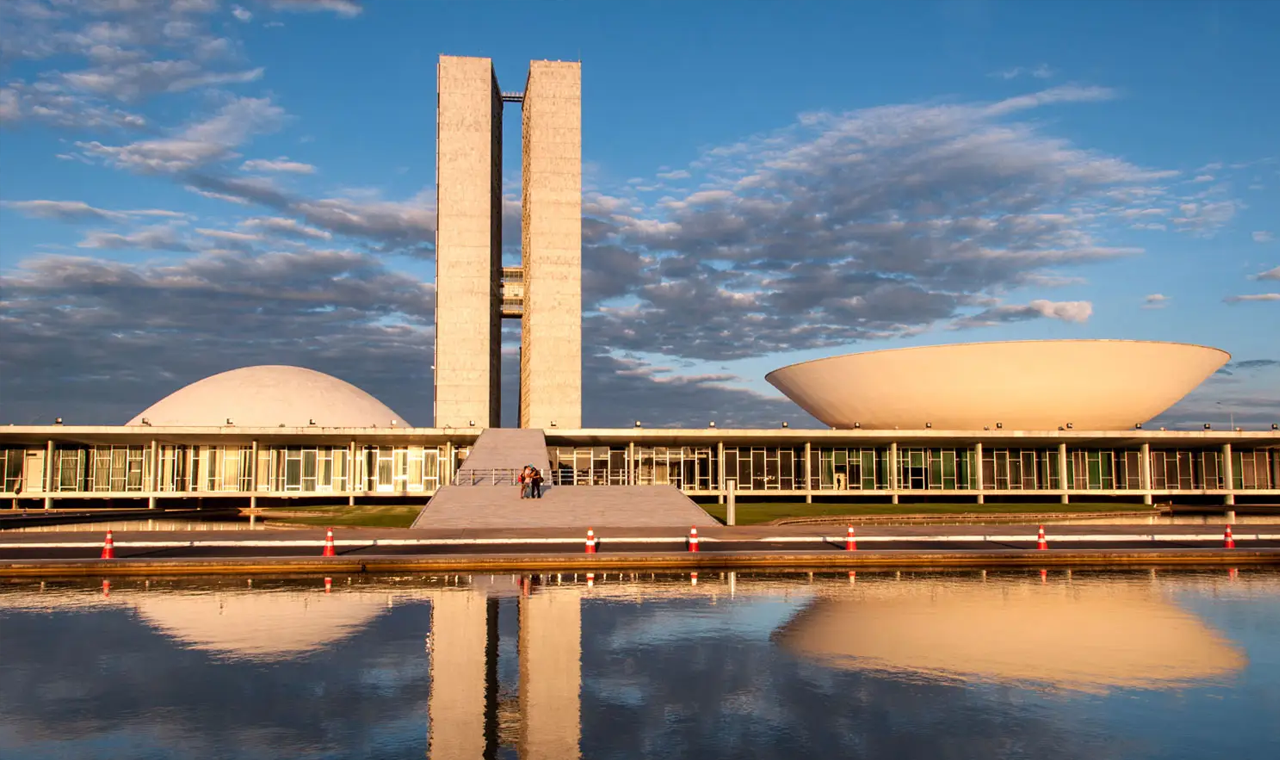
[453,468,524,486]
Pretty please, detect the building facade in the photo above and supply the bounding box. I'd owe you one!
[434,56,582,430]
[2,427,1276,509]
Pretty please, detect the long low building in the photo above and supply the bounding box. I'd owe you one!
[1,424,1276,509]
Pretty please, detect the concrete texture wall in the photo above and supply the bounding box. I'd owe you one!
[436,56,503,429]
[520,61,582,429]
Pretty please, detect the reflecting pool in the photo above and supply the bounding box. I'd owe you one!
[2,569,1278,759]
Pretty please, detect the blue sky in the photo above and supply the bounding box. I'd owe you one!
[0,0,1277,428]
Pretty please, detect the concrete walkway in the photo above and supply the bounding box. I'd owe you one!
[413,428,717,529]
[3,524,1279,575]
[416,485,718,529]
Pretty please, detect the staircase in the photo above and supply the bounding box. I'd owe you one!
[411,429,717,529]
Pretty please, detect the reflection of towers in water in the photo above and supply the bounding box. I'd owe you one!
[428,581,582,759]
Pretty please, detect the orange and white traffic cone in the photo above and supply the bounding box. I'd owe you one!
[690,571,698,586]
[324,577,332,594]
[322,527,336,557]
[585,528,597,554]
[102,579,110,597]
[689,526,700,553]
[846,525,857,551]
[586,572,595,588]
[1037,525,1048,551]
[1225,525,1235,549]
[100,530,116,560]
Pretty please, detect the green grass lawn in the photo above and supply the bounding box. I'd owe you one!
[263,504,423,529]
[700,501,1158,526]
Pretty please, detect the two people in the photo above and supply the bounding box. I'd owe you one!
[518,465,544,499]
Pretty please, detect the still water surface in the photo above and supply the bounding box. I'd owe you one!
[1,569,1278,759]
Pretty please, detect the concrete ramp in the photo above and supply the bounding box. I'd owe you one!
[413,484,717,529]
[412,427,717,529]
[456,428,550,477]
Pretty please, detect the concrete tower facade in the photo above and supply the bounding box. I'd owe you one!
[434,56,581,429]
[434,56,504,429]
[520,61,582,429]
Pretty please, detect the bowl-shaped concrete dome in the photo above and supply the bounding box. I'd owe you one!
[127,365,409,427]
[765,340,1228,430]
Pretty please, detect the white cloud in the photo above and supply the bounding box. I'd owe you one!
[196,228,260,243]
[77,96,285,173]
[232,5,253,22]
[2,200,187,223]
[62,61,264,101]
[241,156,317,174]
[1225,293,1280,303]
[1253,231,1275,243]
[1250,266,1280,281]
[241,216,332,240]
[270,0,363,16]
[77,224,199,252]
[990,64,1055,80]
[0,82,147,129]
[184,185,251,204]
[3,200,122,222]
[984,84,1116,117]
[0,89,19,122]
[1142,293,1169,309]
[950,299,1093,329]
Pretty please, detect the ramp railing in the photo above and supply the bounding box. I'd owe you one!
[452,468,524,486]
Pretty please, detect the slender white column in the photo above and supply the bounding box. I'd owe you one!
[803,441,812,503]
[1058,442,1069,504]
[1222,443,1235,507]
[43,439,54,510]
[249,440,259,509]
[888,442,898,505]
[1139,442,1152,505]
[628,441,636,486]
[974,442,984,505]
[148,439,159,508]
[717,441,725,504]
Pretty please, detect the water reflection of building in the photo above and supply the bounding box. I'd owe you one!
[428,581,583,760]
[775,579,1247,692]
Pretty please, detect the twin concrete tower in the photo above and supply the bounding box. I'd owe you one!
[434,56,582,430]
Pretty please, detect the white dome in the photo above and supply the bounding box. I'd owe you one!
[127,365,409,427]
